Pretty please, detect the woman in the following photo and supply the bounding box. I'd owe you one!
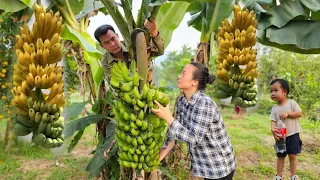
[152,62,236,180]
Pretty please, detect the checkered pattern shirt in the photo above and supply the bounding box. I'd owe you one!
[164,91,236,179]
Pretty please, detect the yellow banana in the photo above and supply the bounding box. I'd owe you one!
[23,42,30,53]
[233,4,241,15]
[43,39,50,50]
[36,65,43,77]
[34,75,42,88]
[247,26,255,34]
[48,72,57,85]
[41,74,48,89]
[233,56,239,65]
[240,10,249,30]
[16,49,24,57]
[26,73,35,88]
[50,33,61,48]
[44,64,56,75]
[27,30,34,44]
[47,43,62,64]
[21,81,30,95]
[47,94,65,107]
[236,11,242,30]
[15,35,24,50]
[231,18,238,31]
[56,66,64,74]
[37,13,45,39]
[245,33,256,47]
[42,48,49,66]
[34,4,41,22]
[21,33,29,43]
[36,49,43,65]
[32,22,39,40]
[238,55,246,65]
[29,43,36,53]
[20,23,29,35]
[30,51,37,64]
[226,54,234,64]
[54,72,63,83]
[29,63,37,77]
[240,36,246,48]
[229,47,235,56]
[19,92,28,105]
[46,18,59,40]
[36,38,43,50]
[13,73,26,83]
[43,12,52,40]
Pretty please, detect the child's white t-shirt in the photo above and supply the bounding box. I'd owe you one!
[270,99,302,137]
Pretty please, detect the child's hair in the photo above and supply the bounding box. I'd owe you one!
[190,62,215,91]
[270,79,290,95]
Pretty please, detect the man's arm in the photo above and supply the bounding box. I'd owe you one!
[144,19,164,56]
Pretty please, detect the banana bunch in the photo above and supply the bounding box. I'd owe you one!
[215,5,259,107]
[109,60,170,171]
[11,4,66,148]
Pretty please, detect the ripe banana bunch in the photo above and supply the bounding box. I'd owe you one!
[11,4,66,148]
[109,60,170,171]
[215,5,259,107]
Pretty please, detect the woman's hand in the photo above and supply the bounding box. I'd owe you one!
[151,100,174,125]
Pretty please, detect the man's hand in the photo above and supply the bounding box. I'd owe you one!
[144,19,158,37]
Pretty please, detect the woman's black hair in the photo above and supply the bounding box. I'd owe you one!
[190,62,215,91]
[94,24,115,43]
[270,79,290,95]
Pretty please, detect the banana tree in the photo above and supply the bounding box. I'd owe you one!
[246,0,320,54]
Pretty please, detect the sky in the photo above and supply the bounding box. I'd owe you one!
[86,1,201,51]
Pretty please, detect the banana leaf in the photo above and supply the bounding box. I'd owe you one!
[170,0,216,2]
[156,1,190,48]
[20,0,37,8]
[312,10,320,20]
[64,114,114,138]
[64,100,90,121]
[240,0,273,19]
[0,0,28,12]
[298,0,320,12]
[76,0,105,19]
[187,0,234,42]
[62,25,103,60]
[85,120,118,179]
[257,21,320,54]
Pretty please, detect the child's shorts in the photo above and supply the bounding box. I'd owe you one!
[277,133,302,157]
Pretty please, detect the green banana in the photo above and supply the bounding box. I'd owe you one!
[16,114,36,128]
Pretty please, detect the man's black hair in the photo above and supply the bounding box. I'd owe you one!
[94,24,115,43]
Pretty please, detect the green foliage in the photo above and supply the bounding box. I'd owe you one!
[63,53,81,96]
[256,0,320,53]
[156,45,195,87]
[259,47,320,115]
[0,13,21,119]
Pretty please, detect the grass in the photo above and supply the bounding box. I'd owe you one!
[0,94,319,179]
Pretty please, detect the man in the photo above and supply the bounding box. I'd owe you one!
[94,19,164,81]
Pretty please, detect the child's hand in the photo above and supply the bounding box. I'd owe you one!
[271,127,281,140]
[279,112,288,120]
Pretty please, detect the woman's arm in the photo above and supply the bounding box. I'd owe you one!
[159,140,175,161]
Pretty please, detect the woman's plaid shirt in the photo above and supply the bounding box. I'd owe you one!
[164,91,236,179]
